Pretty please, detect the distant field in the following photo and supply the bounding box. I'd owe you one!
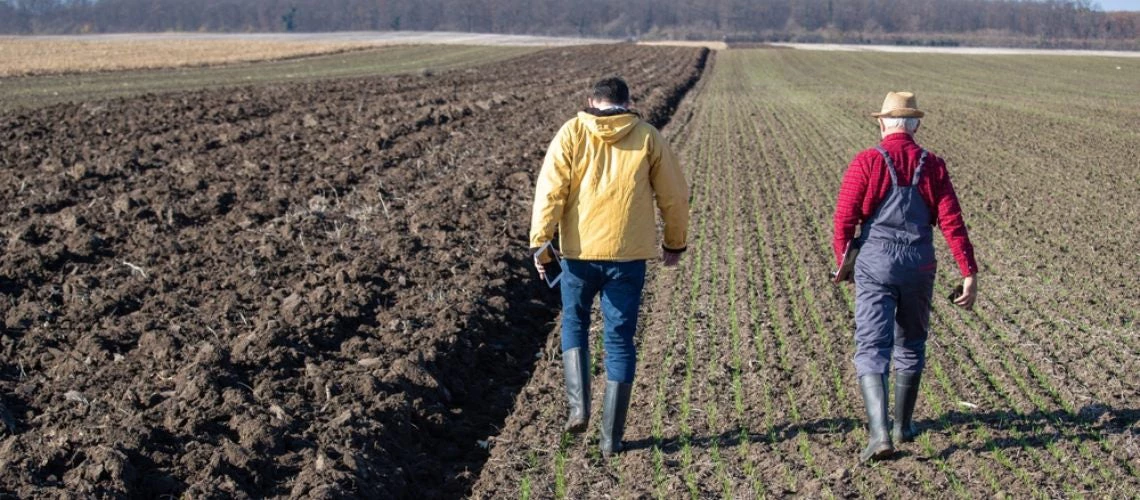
[0,37,382,77]
[639,40,729,50]
[769,42,1140,57]
[0,44,539,109]
[0,31,607,78]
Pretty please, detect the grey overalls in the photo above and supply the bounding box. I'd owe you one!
[853,146,937,376]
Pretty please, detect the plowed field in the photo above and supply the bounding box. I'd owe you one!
[0,44,541,111]
[474,50,1139,498]
[0,45,708,498]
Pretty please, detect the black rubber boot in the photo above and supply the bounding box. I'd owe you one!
[859,373,895,463]
[892,371,922,443]
[562,348,590,434]
[600,381,632,457]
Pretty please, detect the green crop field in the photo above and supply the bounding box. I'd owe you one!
[475,49,1140,498]
[0,44,538,110]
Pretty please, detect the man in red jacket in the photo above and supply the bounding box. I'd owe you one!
[833,92,979,462]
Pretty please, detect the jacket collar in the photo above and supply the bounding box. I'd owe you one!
[577,111,640,144]
[881,132,916,145]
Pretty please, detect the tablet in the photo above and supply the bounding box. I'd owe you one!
[832,240,861,283]
[534,241,563,287]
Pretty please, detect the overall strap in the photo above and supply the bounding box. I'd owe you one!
[911,150,929,187]
[874,146,899,188]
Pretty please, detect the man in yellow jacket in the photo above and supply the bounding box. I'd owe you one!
[530,77,690,457]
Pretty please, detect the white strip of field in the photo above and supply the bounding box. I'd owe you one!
[770,42,1140,58]
[8,31,618,46]
[11,32,1134,56]
[638,40,729,50]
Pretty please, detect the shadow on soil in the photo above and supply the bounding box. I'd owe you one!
[400,264,561,498]
[625,404,1140,459]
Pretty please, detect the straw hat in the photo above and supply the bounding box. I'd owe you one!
[871,91,925,118]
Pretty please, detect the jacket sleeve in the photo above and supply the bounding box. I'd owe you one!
[833,155,867,267]
[529,120,575,248]
[648,128,690,252]
[929,158,979,277]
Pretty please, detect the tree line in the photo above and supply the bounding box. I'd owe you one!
[2,0,1137,44]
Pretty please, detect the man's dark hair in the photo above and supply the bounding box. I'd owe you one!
[591,77,630,105]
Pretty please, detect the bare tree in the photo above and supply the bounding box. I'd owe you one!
[0,0,1135,45]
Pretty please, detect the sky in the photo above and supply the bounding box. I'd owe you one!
[1097,0,1140,11]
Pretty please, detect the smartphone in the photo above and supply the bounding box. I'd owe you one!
[534,242,563,287]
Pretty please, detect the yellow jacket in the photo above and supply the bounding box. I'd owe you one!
[530,110,689,260]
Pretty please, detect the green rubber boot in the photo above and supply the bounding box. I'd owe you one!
[859,373,895,463]
[562,348,590,434]
[600,381,632,457]
[892,371,922,443]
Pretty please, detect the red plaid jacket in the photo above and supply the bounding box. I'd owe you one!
[833,133,978,277]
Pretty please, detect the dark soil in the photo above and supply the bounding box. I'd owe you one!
[0,44,709,499]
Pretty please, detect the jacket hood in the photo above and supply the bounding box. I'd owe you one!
[577,110,640,144]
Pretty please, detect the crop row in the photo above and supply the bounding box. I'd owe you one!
[491,48,1138,498]
[728,49,1139,496]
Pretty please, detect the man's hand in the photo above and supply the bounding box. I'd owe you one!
[953,275,978,310]
[832,271,854,285]
[534,254,546,280]
[534,246,561,281]
[662,250,682,267]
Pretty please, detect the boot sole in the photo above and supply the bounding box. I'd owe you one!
[861,443,895,462]
[564,420,588,434]
[893,428,919,443]
[893,433,916,443]
[601,444,623,458]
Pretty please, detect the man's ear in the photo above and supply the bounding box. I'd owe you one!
[914,121,921,134]
[877,119,885,132]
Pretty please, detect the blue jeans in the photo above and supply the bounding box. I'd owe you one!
[560,259,647,383]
